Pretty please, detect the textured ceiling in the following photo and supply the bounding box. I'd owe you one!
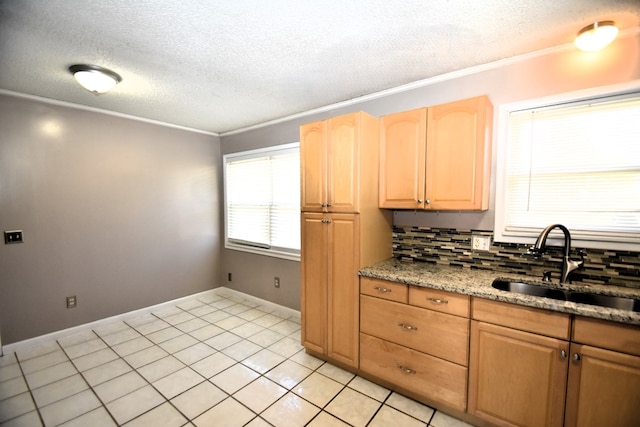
[0,0,638,134]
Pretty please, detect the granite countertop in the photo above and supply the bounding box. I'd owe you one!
[359,258,640,326]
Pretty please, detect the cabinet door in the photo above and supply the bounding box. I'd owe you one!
[426,96,492,210]
[327,213,360,367]
[379,108,427,209]
[468,320,569,427]
[300,120,327,212]
[301,213,327,354]
[565,343,640,427]
[327,114,359,213]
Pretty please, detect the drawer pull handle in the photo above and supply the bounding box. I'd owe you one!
[373,286,391,293]
[427,297,448,304]
[398,323,418,331]
[398,365,416,375]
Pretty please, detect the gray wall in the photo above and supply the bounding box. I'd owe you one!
[0,94,222,344]
[219,33,640,309]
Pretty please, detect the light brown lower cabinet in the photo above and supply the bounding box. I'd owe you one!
[468,320,569,427]
[360,333,468,411]
[564,317,640,427]
[469,299,640,427]
[301,212,360,368]
[357,281,640,427]
[358,279,470,412]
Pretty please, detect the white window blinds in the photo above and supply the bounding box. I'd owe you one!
[224,143,300,260]
[498,92,640,247]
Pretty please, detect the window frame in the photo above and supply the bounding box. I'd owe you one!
[494,81,640,252]
[223,142,301,261]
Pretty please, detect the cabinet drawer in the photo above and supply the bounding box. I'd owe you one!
[361,295,469,366]
[360,277,408,303]
[360,333,467,412]
[409,286,469,317]
[572,316,640,357]
[472,297,571,340]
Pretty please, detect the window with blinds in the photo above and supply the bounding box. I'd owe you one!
[224,143,300,260]
[495,92,640,249]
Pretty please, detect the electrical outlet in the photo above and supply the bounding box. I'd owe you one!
[472,235,492,251]
[4,230,24,244]
[66,296,77,308]
[274,277,280,288]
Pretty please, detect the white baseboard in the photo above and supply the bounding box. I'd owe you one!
[1,287,300,358]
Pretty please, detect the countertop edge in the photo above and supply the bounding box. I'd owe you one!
[359,259,640,326]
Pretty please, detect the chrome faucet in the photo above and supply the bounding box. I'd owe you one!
[529,224,585,284]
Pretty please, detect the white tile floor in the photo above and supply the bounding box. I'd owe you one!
[0,288,474,426]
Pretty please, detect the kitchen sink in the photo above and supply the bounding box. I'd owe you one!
[568,292,640,312]
[491,279,640,313]
[491,279,566,300]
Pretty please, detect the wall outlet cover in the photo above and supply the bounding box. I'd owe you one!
[4,230,24,244]
[472,235,492,251]
[66,296,77,308]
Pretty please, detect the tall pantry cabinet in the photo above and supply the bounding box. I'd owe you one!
[300,111,392,369]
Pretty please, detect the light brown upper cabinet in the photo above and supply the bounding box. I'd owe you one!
[301,112,380,213]
[379,95,493,210]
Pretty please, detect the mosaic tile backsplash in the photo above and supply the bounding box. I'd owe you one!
[392,227,640,289]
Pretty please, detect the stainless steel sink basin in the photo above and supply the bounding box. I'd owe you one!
[491,279,566,300]
[568,292,640,312]
[491,279,640,313]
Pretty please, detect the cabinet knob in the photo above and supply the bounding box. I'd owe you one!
[398,323,418,331]
[397,365,416,375]
[320,203,326,207]
[326,203,332,207]
[425,199,430,204]
[573,353,581,362]
[560,350,567,359]
[427,297,448,305]
[373,286,391,293]
[417,199,423,203]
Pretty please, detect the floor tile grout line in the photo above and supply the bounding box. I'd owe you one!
[58,332,122,426]
[151,298,317,425]
[58,321,189,426]
[72,296,295,425]
[12,351,47,426]
[88,320,213,426]
[6,293,444,427]
[16,296,306,425]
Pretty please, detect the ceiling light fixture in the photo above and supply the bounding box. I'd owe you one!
[574,21,618,52]
[69,64,122,94]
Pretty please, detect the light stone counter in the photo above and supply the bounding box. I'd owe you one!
[360,258,640,326]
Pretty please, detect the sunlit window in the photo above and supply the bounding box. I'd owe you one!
[495,92,640,250]
[224,143,300,260]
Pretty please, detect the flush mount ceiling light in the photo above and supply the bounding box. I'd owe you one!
[69,64,122,94]
[574,21,618,52]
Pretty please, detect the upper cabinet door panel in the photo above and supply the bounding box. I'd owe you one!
[379,108,427,209]
[426,96,492,210]
[300,120,327,212]
[328,113,359,213]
